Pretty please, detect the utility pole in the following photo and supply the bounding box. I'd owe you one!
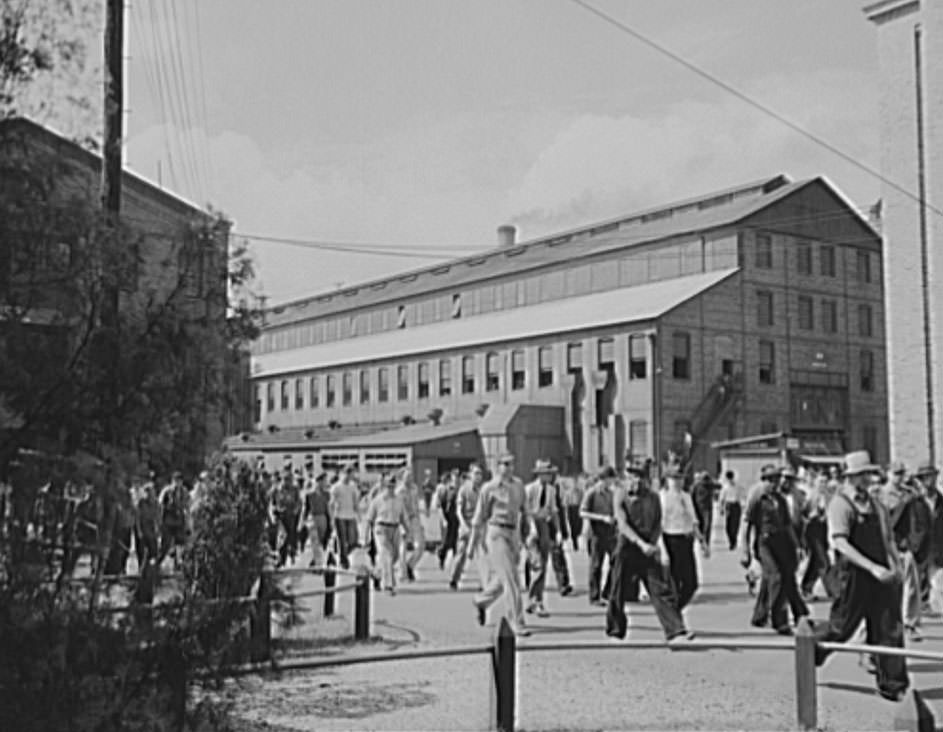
[102,0,124,220]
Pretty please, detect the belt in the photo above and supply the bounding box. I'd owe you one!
[376,521,399,528]
[489,521,517,530]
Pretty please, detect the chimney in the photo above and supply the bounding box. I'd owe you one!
[497,224,517,248]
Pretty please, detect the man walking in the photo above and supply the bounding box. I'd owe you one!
[525,460,568,617]
[814,451,908,702]
[365,474,410,595]
[395,467,424,582]
[450,463,488,591]
[329,463,361,569]
[300,473,331,565]
[718,470,746,550]
[605,462,693,643]
[471,453,532,637]
[562,476,585,551]
[580,466,617,606]
[435,470,460,571]
[692,471,718,544]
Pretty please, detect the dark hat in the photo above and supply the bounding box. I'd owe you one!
[916,461,939,477]
[760,464,781,481]
[597,466,618,480]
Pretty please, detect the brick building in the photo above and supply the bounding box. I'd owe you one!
[865,0,943,465]
[0,117,231,471]
[231,175,888,479]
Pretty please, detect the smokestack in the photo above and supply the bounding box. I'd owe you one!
[497,224,517,248]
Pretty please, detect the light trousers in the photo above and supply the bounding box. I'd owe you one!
[451,526,489,588]
[401,516,425,574]
[374,525,401,590]
[901,551,921,628]
[475,525,525,630]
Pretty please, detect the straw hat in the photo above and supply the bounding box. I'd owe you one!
[843,450,881,477]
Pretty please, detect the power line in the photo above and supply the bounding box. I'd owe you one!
[565,0,943,219]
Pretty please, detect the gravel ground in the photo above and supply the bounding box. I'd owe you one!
[220,524,943,731]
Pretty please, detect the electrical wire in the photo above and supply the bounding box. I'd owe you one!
[565,0,942,219]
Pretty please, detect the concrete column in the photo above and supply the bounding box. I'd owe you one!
[581,337,599,471]
[524,345,539,401]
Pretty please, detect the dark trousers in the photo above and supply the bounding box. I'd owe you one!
[136,531,159,569]
[605,537,685,640]
[814,564,908,698]
[663,533,698,610]
[588,531,614,602]
[277,511,300,566]
[694,501,713,542]
[724,503,741,550]
[566,506,582,551]
[334,518,359,569]
[105,527,132,575]
[438,516,458,566]
[757,535,808,630]
[800,520,834,598]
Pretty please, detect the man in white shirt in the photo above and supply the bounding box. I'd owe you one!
[450,463,488,591]
[524,460,567,617]
[718,470,747,550]
[329,462,361,569]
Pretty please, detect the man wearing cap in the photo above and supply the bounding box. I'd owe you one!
[449,463,488,591]
[158,471,189,568]
[660,465,709,610]
[365,474,410,595]
[329,463,361,569]
[395,467,425,583]
[580,466,619,606]
[524,459,566,617]
[435,470,461,572]
[814,450,908,701]
[470,452,532,637]
[605,461,692,643]
[877,461,921,638]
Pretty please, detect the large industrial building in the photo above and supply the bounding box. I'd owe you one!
[865,0,943,466]
[229,174,888,480]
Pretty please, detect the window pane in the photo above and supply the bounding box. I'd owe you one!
[797,242,812,275]
[598,337,615,366]
[759,341,775,385]
[672,332,690,380]
[629,335,647,380]
[680,239,702,275]
[798,296,814,330]
[650,244,681,280]
[326,375,337,407]
[620,252,649,286]
[511,349,525,390]
[397,365,409,400]
[418,362,430,398]
[755,233,772,269]
[592,260,619,291]
[567,343,582,372]
[378,367,389,402]
[538,346,553,387]
[342,372,353,405]
[439,359,452,396]
[295,378,304,410]
[462,355,475,394]
[310,376,319,408]
[486,352,500,392]
[360,370,370,404]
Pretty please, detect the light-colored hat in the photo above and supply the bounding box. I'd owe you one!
[915,461,939,477]
[533,459,557,474]
[780,466,797,480]
[843,450,881,477]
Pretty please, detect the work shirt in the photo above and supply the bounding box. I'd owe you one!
[395,482,421,520]
[330,479,360,520]
[562,479,584,507]
[135,496,161,536]
[436,481,460,520]
[580,482,615,535]
[718,478,747,506]
[525,479,559,523]
[659,488,697,535]
[473,475,528,530]
[366,492,407,527]
[828,483,897,562]
[748,488,791,541]
[456,480,480,526]
[273,480,301,514]
[303,489,331,518]
[618,487,662,544]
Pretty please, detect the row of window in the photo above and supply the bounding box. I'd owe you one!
[755,290,876,337]
[255,235,739,355]
[747,341,875,391]
[755,234,875,283]
[257,336,651,416]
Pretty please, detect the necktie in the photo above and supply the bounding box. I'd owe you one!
[540,484,547,510]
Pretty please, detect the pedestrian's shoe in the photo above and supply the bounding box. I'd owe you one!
[526,603,537,615]
[667,630,696,645]
[406,566,416,582]
[801,590,815,603]
[513,625,531,637]
[775,626,794,637]
[474,602,486,626]
[751,617,769,629]
[906,625,923,642]
[386,587,396,596]
[448,580,458,591]
[560,585,574,597]
[535,604,550,618]
[878,687,906,703]
[595,599,608,607]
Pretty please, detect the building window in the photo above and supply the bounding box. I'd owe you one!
[598,337,615,368]
[756,290,774,327]
[821,300,838,333]
[798,295,814,331]
[360,370,370,404]
[858,303,873,337]
[857,250,872,283]
[462,356,475,394]
[280,380,289,410]
[397,305,406,329]
[326,375,337,407]
[860,349,874,392]
[629,335,647,379]
[295,378,305,410]
[755,233,772,269]
[629,419,648,460]
[342,372,353,406]
[439,359,452,396]
[759,340,775,385]
[254,386,262,422]
[309,376,319,408]
[538,346,553,387]
[567,342,582,374]
[797,242,812,275]
[267,382,275,412]
[397,365,409,400]
[378,367,389,402]
[451,293,462,318]
[511,349,525,390]
[820,245,836,277]
[418,362,430,399]
[672,332,690,380]
[486,352,500,392]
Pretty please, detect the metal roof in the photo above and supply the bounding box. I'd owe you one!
[252,267,739,378]
[264,175,799,328]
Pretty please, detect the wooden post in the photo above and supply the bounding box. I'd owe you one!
[354,570,370,641]
[323,566,336,618]
[250,571,272,663]
[492,617,516,732]
[795,617,817,731]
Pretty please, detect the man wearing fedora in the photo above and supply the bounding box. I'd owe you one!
[605,460,692,643]
[814,450,909,702]
[470,452,532,636]
[524,459,572,617]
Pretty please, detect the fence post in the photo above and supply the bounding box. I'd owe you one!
[354,569,370,641]
[323,565,336,618]
[492,617,516,732]
[795,617,817,731]
[250,570,272,663]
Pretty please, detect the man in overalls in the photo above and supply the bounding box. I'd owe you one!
[470,452,532,637]
[814,450,908,702]
[605,461,692,642]
[450,463,488,591]
[580,466,617,606]
[365,474,410,595]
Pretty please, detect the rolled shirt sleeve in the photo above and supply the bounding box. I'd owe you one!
[827,493,854,541]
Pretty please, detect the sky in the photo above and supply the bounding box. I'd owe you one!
[111,0,884,306]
